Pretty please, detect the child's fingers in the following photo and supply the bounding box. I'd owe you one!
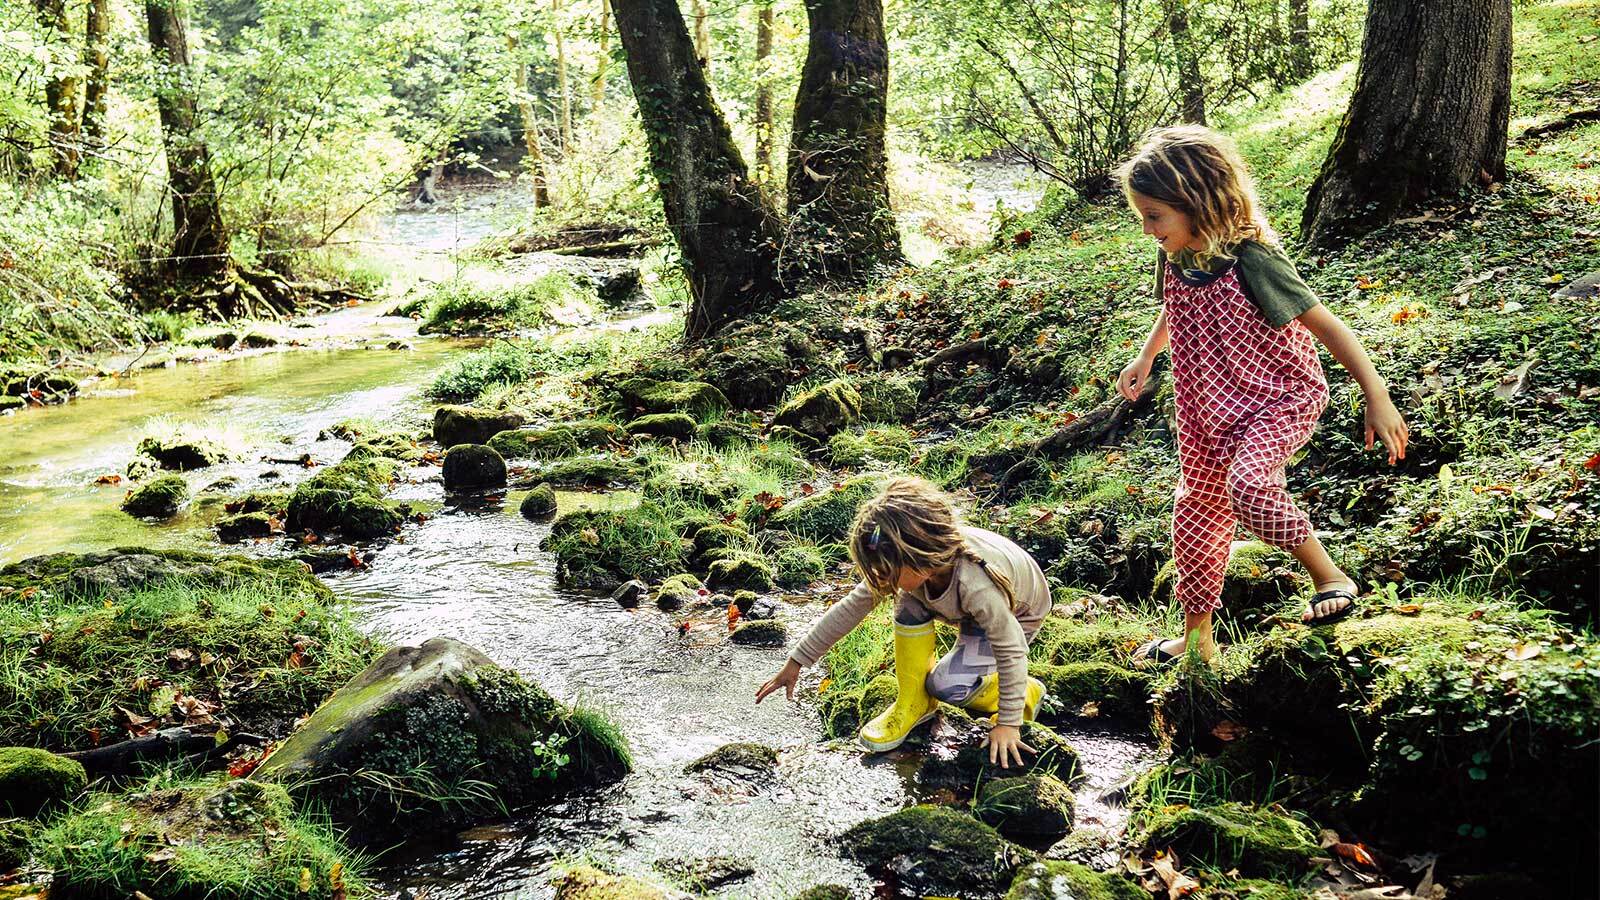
[1364,423,1375,451]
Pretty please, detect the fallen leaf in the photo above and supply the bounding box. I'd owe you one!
[1080,701,1101,718]
[1211,720,1248,742]
[1333,841,1378,869]
[1495,360,1536,400]
[285,650,307,669]
[1505,643,1542,661]
[1148,850,1201,898]
[579,528,600,546]
[94,473,122,485]
[1395,603,1423,615]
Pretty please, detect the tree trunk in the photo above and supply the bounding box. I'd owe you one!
[146,0,231,280]
[510,34,553,208]
[1165,0,1206,126]
[611,0,784,340]
[754,1,775,188]
[1301,0,1511,248]
[787,0,900,280]
[82,0,111,150]
[592,0,610,105]
[34,0,82,178]
[554,0,573,153]
[692,0,710,69]
[1286,0,1313,82]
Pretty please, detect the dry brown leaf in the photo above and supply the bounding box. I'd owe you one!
[1149,850,1201,898]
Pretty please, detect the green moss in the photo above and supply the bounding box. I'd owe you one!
[977,773,1075,844]
[616,377,729,418]
[706,553,775,592]
[534,455,651,487]
[342,429,425,464]
[520,483,558,520]
[122,474,190,519]
[827,426,914,469]
[1029,615,1156,665]
[772,379,862,439]
[0,817,31,871]
[684,741,778,775]
[692,524,751,558]
[215,511,275,543]
[729,620,787,646]
[656,573,704,609]
[1005,860,1147,900]
[1032,661,1151,720]
[643,461,740,509]
[542,502,687,589]
[855,371,924,423]
[624,413,697,441]
[697,420,759,448]
[772,545,826,589]
[417,272,592,336]
[841,805,1034,898]
[857,673,898,724]
[0,747,86,818]
[132,435,232,471]
[432,404,525,447]
[286,457,403,539]
[490,421,622,459]
[552,865,676,900]
[1138,801,1317,878]
[763,475,886,541]
[820,685,866,738]
[790,887,852,900]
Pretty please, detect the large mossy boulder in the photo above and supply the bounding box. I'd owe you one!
[729,620,787,646]
[772,545,826,589]
[255,637,628,844]
[433,404,525,447]
[216,510,277,543]
[763,475,885,541]
[841,805,1036,899]
[1031,661,1151,721]
[1004,861,1146,900]
[705,553,775,592]
[655,573,704,610]
[39,777,361,900]
[616,377,728,418]
[553,865,688,900]
[442,443,508,492]
[532,455,652,487]
[286,457,404,539]
[0,546,320,602]
[520,483,558,520]
[855,371,924,424]
[121,474,190,519]
[827,426,914,469]
[132,435,232,471]
[0,747,87,818]
[695,319,822,410]
[772,379,862,440]
[625,413,697,442]
[1136,801,1317,879]
[976,773,1075,845]
[541,502,688,590]
[490,421,622,459]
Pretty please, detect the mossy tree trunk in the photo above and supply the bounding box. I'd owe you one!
[82,0,112,149]
[754,1,776,189]
[1300,0,1511,248]
[612,0,784,340]
[34,0,82,178]
[146,0,231,281]
[787,0,900,281]
[1165,0,1205,126]
[1285,0,1313,82]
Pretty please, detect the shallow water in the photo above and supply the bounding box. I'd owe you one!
[0,174,1156,899]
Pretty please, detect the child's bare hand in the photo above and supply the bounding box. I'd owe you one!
[1364,396,1409,464]
[983,724,1035,769]
[1117,355,1155,402]
[756,659,801,704]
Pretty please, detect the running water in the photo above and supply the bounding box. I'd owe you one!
[0,173,1153,899]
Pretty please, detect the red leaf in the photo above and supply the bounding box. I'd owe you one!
[997,278,1015,290]
[1332,841,1377,869]
[1585,453,1600,471]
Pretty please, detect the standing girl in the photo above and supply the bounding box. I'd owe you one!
[756,477,1051,768]
[1114,125,1409,665]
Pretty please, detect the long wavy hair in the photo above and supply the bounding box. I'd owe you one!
[848,476,1016,609]
[1115,124,1277,271]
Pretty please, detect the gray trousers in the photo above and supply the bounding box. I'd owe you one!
[894,595,1037,704]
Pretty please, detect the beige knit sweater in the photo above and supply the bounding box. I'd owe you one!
[789,526,1051,726]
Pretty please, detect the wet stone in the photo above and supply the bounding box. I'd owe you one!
[520,482,558,520]
[612,579,647,609]
[729,620,787,646]
[684,741,778,779]
[433,405,525,447]
[442,444,507,492]
[121,474,189,519]
[654,854,755,889]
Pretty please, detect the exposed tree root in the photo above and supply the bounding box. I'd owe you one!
[988,370,1165,497]
[61,726,268,778]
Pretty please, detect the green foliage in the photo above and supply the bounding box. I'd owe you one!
[542,501,688,589]
[286,457,403,539]
[416,273,593,336]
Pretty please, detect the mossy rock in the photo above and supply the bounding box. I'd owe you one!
[0,546,326,602]
[696,420,758,448]
[220,490,288,515]
[0,818,30,872]
[616,377,729,418]
[977,773,1075,845]
[819,685,866,738]
[857,673,899,724]
[552,865,686,900]
[490,421,621,460]
[38,777,360,900]
[534,455,651,487]
[790,887,852,900]
[122,474,189,519]
[855,371,924,423]
[919,722,1084,791]
[286,457,403,540]
[0,395,26,413]
[2,372,77,400]
[442,443,508,492]
[1029,615,1155,665]
[1150,541,1304,628]
[342,430,425,464]
[542,502,687,590]
[0,748,87,819]
[132,435,232,471]
[773,379,862,440]
[1137,801,1317,878]
[254,638,628,844]
[706,554,775,592]
[696,320,821,410]
[729,621,787,646]
[692,523,751,559]
[216,510,276,543]
[1004,860,1146,900]
[684,741,778,778]
[1032,662,1151,721]
[827,426,914,468]
[520,483,558,520]
[433,405,525,447]
[841,805,1035,899]
[773,545,826,589]
[764,475,886,541]
[656,573,704,610]
[625,413,697,441]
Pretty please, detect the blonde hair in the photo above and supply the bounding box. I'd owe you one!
[848,476,1016,609]
[1115,124,1277,271]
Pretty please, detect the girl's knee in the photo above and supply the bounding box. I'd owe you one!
[924,671,977,704]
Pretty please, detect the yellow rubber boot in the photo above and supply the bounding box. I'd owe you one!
[858,621,940,752]
[960,673,1048,724]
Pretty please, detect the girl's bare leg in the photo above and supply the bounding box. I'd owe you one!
[1290,534,1359,619]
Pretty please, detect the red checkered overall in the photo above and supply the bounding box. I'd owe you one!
[1165,261,1328,615]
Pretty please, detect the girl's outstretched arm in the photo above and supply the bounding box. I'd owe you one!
[1118,308,1170,401]
[1297,305,1410,464]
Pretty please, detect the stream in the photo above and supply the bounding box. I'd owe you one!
[0,175,1154,899]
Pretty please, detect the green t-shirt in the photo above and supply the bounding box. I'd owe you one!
[1152,239,1321,327]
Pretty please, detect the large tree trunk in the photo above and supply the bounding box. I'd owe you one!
[754,1,775,188]
[509,34,553,208]
[1301,0,1511,248]
[146,0,230,280]
[787,0,900,280]
[1165,0,1206,126]
[612,0,784,340]
[82,0,111,150]
[34,0,82,178]
[591,0,610,105]
[553,0,573,153]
